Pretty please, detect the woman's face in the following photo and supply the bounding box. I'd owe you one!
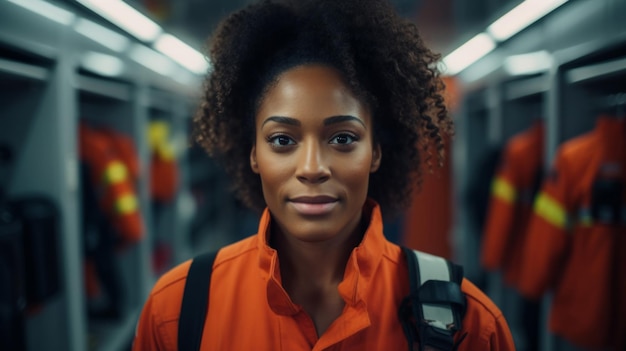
[250,64,381,243]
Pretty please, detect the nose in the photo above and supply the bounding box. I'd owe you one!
[295,139,330,184]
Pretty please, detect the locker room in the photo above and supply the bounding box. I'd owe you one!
[0,0,624,350]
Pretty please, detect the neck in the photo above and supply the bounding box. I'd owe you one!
[271,217,365,290]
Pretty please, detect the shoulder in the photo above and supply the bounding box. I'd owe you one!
[458,279,515,350]
[147,234,259,320]
[506,132,529,156]
[133,235,260,350]
[392,247,515,349]
[461,278,504,321]
[558,131,596,163]
[547,132,596,185]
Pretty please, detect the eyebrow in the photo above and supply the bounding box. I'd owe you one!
[261,116,300,127]
[323,115,366,128]
[261,115,365,128]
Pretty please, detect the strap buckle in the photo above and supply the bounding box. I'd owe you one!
[419,320,455,351]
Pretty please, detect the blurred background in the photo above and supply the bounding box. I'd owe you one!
[0,0,625,350]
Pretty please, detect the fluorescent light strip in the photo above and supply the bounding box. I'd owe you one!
[443,0,568,76]
[74,18,130,52]
[504,50,553,76]
[442,33,496,76]
[8,0,76,25]
[488,0,569,42]
[153,33,209,75]
[76,0,162,42]
[129,44,175,76]
[172,68,199,86]
[81,51,125,77]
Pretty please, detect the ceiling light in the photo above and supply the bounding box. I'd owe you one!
[504,50,553,76]
[153,33,209,75]
[442,33,496,76]
[75,0,162,42]
[488,0,569,42]
[8,0,76,25]
[81,51,125,77]
[74,18,130,52]
[129,44,175,76]
[171,68,200,86]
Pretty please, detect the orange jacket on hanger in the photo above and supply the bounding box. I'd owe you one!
[148,121,179,203]
[517,116,626,350]
[134,201,515,351]
[100,128,141,182]
[403,139,453,259]
[481,121,544,287]
[79,123,144,244]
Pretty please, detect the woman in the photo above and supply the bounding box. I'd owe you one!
[133,0,515,350]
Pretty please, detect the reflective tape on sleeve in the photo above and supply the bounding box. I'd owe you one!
[103,161,128,185]
[492,177,516,204]
[411,250,454,327]
[115,193,138,215]
[534,192,567,229]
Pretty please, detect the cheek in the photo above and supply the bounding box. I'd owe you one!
[255,150,292,188]
[336,151,373,186]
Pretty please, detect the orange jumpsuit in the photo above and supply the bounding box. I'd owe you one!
[148,121,179,203]
[481,121,544,287]
[79,123,144,244]
[517,116,626,350]
[134,201,515,350]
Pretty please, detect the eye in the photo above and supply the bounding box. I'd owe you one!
[268,134,296,147]
[330,133,358,145]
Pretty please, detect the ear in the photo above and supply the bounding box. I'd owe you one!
[250,145,260,174]
[370,143,381,173]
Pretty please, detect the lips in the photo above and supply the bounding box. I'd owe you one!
[289,195,338,216]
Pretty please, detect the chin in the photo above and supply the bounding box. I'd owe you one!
[288,216,355,242]
[290,222,336,241]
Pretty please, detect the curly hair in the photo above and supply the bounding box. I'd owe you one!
[194,0,453,217]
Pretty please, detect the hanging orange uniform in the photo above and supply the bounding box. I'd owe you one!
[481,121,544,287]
[148,121,179,203]
[402,138,453,259]
[100,128,141,182]
[517,116,626,350]
[79,123,144,244]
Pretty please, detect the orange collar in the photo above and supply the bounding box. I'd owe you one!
[256,199,388,315]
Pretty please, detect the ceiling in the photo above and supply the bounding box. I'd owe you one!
[61,0,521,59]
[120,0,500,57]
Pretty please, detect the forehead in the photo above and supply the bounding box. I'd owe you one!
[256,64,370,124]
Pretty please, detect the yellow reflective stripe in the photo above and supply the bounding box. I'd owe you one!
[115,194,138,215]
[103,161,128,185]
[157,143,175,161]
[534,192,567,229]
[148,121,168,149]
[492,177,516,204]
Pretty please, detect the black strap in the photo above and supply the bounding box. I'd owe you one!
[179,247,465,351]
[418,280,465,306]
[399,246,466,351]
[178,250,218,351]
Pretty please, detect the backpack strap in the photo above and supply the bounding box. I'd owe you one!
[399,247,466,351]
[178,250,219,351]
